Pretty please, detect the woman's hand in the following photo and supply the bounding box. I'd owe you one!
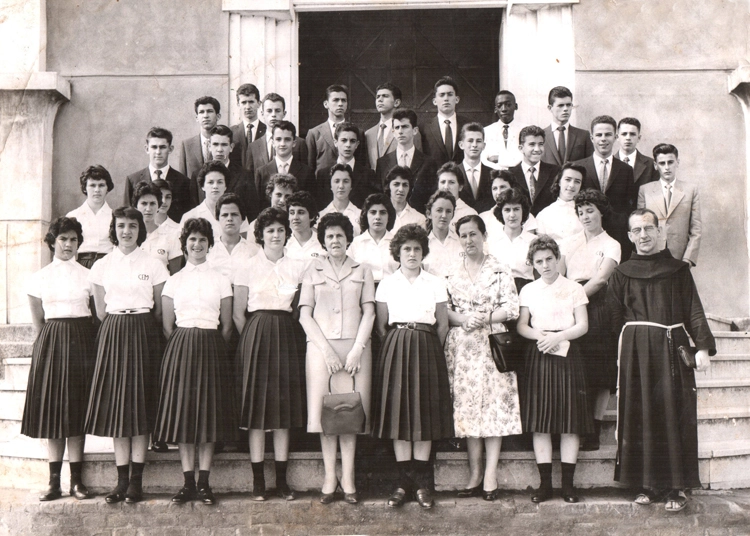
[462,312,485,332]
[324,348,343,375]
[537,331,565,354]
[344,344,363,376]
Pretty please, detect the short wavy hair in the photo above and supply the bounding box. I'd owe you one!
[550,162,586,198]
[180,217,215,255]
[215,192,246,221]
[109,206,147,246]
[384,165,413,190]
[490,169,519,190]
[425,190,456,233]
[574,188,611,219]
[493,187,530,224]
[197,160,231,189]
[437,161,465,187]
[264,173,298,199]
[253,207,291,246]
[389,223,430,262]
[44,217,84,252]
[317,212,354,250]
[526,234,561,265]
[131,180,163,208]
[287,190,318,226]
[359,193,396,233]
[79,165,114,195]
[454,214,486,237]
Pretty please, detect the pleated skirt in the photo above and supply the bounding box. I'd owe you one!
[236,310,307,431]
[21,318,97,439]
[371,327,454,442]
[85,313,162,437]
[153,327,234,443]
[576,285,617,391]
[521,341,593,435]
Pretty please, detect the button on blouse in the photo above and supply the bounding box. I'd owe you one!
[162,261,232,329]
[234,249,307,313]
[26,257,93,319]
[375,268,448,325]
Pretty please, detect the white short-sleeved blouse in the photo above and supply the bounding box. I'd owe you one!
[89,247,169,313]
[318,201,362,236]
[423,231,463,278]
[207,237,259,284]
[535,199,583,244]
[392,204,426,233]
[480,208,537,236]
[375,268,448,324]
[449,198,478,232]
[234,249,307,313]
[563,231,621,282]
[518,274,588,331]
[486,230,536,281]
[162,261,232,329]
[141,224,182,267]
[285,233,326,263]
[348,230,399,282]
[26,257,93,319]
[181,201,250,243]
[66,201,114,254]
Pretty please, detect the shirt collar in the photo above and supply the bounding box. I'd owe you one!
[396,145,415,159]
[660,178,677,188]
[463,160,480,172]
[183,260,211,272]
[618,150,637,163]
[149,164,170,176]
[550,119,567,131]
[438,112,457,123]
[243,118,260,130]
[597,154,614,166]
[522,160,539,174]
[338,156,355,168]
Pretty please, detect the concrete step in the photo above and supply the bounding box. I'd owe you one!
[696,378,750,409]
[1,357,30,390]
[714,331,750,353]
[0,388,25,421]
[0,324,35,342]
[698,353,750,380]
[0,341,33,359]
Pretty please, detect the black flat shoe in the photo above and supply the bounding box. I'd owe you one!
[415,488,434,509]
[277,483,295,501]
[151,441,169,453]
[39,486,62,502]
[482,488,500,501]
[561,488,580,503]
[579,433,600,451]
[251,482,267,502]
[457,483,483,498]
[124,481,143,504]
[531,486,553,503]
[197,486,216,505]
[387,487,408,508]
[343,491,358,504]
[105,486,127,504]
[319,491,336,504]
[171,485,197,503]
[69,483,91,500]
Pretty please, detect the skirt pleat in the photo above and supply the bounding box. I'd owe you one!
[21,318,97,439]
[371,327,453,441]
[236,310,306,430]
[522,341,593,435]
[154,327,234,443]
[577,286,618,391]
[85,313,162,437]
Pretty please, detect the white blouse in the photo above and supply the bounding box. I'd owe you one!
[423,230,463,278]
[480,208,537,235]
[26,257,93,319]
[563,231,621,283]
[141,224,182,267]
[234,249,307,313]
[392,204,426,233]
[376,269,448,324]
[285,233,326,264]
[207,237,259,284]
[348,230,399,282]
[449,198,478,232]
[181,201,250,244]
[89,247,169,313]
[318,201,362,236]
[486,230,536,281]
[162,261,232,329]
[66,201,113,254]
[519,274,588,331]
[535,199,583,245]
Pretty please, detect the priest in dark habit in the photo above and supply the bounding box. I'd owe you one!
[606,208,715,512]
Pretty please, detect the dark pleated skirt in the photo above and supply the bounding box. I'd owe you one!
[85,313,162,437]
[576,285,617,391]
[153,327,235,443]
[371,327,454,441]
[522,341,593,435]
[21,318,97,439]
[236,310,307,430]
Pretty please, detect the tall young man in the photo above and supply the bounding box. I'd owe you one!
[230,83,265,170]
[176,96,222,182]
[457,122,494,212]
[508,126,560,216]
[316,123,377,207]
[615,117,659,192]
[420,76,469,166]
[306,84,355,174]
[542,86,594,166]
[254,121,313,208]
[365,82,422,169]
[481,90,523,170]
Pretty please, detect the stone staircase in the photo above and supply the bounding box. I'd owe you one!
[2,323,749,493]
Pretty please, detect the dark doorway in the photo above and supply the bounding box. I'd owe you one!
[298,8,501,137]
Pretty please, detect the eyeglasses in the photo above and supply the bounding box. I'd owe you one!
[629,226,657,235]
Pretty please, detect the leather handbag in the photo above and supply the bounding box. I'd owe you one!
[488,310,514,373]
[677,345,697,369]
[321,374,366,436]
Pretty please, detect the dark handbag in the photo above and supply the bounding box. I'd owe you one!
[677,345,697,369]
[320,374,366,436]
[488,310,514,373]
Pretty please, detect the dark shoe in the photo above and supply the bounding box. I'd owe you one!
[39,485,62,502]
[251,482,267,502]
[343,491,358,504]
[482,488,500,501]
[415,488,434,509]
[387,487,408,508]
[171,485,197,503]
[105,485,127,504]
[277,482,295,501]
[531,486,553,503]
[457,483,483,498]
[197,486,216,505]
[320,491,336,504]
[213,441,225,454]
[69,483,91,500]
[124,480,143,504]
[151,441,169,453]
[561,487,580,503]
[579,433,600,451]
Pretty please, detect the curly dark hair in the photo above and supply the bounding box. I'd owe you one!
[180,217,215,255]
[384,165,413,191]
[424,190,456,233]
[287,191,318,225]
[526,234,561,265]
[264,173,298,199]
[490,169,519,190]
[215,192,246,221]
[493,187,530,224]
[359,193,396,233]
[253,207,291,246]
[44,217,84,252]
[197,161,231,189]
[550,162,586,198]
[454,214,486,237]
[574,188,611,220]
[79,165,114,195]
[131,180,163,208]
[389,223,430,262]
[109,207,147,246]
[317,212,354,250]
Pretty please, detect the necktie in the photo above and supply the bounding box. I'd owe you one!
[204,139,212,162]
[623,156,630,164]
[377,123,387,157]
[154,169,162,182]
[444,119,454,160]
[268,138,274,160]
[470,168,478,197]
[502,124,509,149]
[600,160,609,192]
[556,126,566,162]
[280,161,289,174]
[401,152,409,167]
[666,184,672,212]
[246,123,254,143]
[529,167,537,201]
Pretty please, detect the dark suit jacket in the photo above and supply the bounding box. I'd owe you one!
[615,150,659,192]
[575,155,636,260]
[365,122,423,170]
[175,135,205,184]
[542,124,594,166]
[246,135,307,180]
[255,158,314,209]
[457,163,495,213]
[314,160,378,208]
[189,161,259,220]
[508,161,560,216]
[125,167,192,222]
[375,149,438,214]
[229,121,267,171]
[420,114,470,167]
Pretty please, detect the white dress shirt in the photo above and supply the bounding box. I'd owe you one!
[535,198,584,245]
[481,120,522,170]
[234,249,307,313]
[66,201,114,254]
[26,257,93,319]
[563,231,621,282]
[521,160,542,200]
[207,237,259,284]
[618,150,637,169]
[162,261,232,329]
[486,230,536,281]
[275,156,293,175]
[423,231,463,278]
[348,230,399,282]
[149,164,171,182]
[463,161,481,198]
[395,146,416,168]
[660,178,676,210]
[375,268,448,324]
[595,154,614,191]
[438,112,458,147]
[519,274,588,331]
[318,201,362,236]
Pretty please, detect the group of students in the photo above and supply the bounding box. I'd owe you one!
[22,77,712,513]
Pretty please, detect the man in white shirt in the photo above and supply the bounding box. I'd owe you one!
[615,117,660,192]
[207,192,259,283]
[481,90,523,170]
[175,96,222,200]
[230,83,266,171]
[365,82,423,170]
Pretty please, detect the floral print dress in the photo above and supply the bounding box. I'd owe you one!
[445,255,523,438]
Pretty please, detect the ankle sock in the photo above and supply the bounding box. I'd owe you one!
[69,461,83,486]
[197,470,210,489]
[537,462,552,490]
[183,471,196,489]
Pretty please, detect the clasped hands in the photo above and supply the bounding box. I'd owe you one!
[324,344,363,376]
[536,330,565,355]
[461,312,489,332]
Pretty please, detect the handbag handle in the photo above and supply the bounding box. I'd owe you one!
[328,372,356,395]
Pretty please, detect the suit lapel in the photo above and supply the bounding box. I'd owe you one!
[633,152,648,184]
[666,183,684,218]
[427,118,446,159]
[410,151,425,173]
[646,184,667,218]
[544,126,562,167]
[321,125,337,154]
[535,163,553,193]
[256,121,267,141]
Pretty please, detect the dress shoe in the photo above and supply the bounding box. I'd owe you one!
[105,485,127,504]
[319,491,336,504]
[277,483,295,501]
[482,488,500,501]
[531,486,553,503]
[387,487,408,508]
[415,488,434,509]
[457,483,483,498]
[171,485,197,503]
[197,486,216,505]
[343,491,358,504]
[579,433,600,451]
[69,483,91,500]
[124,480,143,503]
[251,482,267,502]
[39,485,62,502]
[213,441,225,454]
[561,487,580,503]
[151,441,169,453]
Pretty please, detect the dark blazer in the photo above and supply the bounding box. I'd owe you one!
[575,155,636,260]
[420,114,470,166]
[457,163,495,213]
[314,160,378,208]
[229,121,267,171]
[615,150,659,192]
[175,134,205,184]
[189,161,258,219]
[375,149,438,214]
[246,135,307,180]
[255,158,314,209]
[305,122,338,174]
[508,161,560,216]
[365,122,423,170]
[542,124,594,166]
[125,167,192,222]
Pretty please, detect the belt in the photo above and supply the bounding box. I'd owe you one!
[391,322,435,333]
[77,252,107,260]
[110,308,151,315]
